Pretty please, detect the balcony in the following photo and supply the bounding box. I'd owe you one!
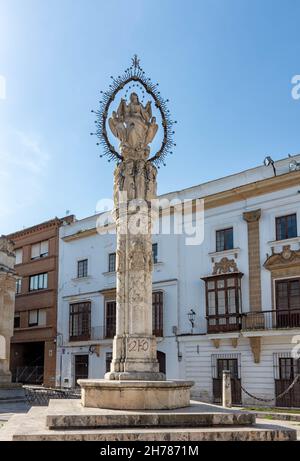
[206,309,300,334]
[206,314,241,334]
[242,309,300,331]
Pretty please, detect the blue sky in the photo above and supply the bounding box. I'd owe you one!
[0,0,300,234]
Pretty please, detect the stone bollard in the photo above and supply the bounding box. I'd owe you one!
[222,370,232,408]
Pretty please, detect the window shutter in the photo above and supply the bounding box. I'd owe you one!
[38,309,47,326]
[29,310,38,326]
[15,249,23,264]
[40,241,49,256]
[31,243,40,259]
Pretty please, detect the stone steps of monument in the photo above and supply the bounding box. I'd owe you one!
[46,399,256,429]
[0,405,297,441]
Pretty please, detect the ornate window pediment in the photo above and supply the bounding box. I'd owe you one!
[264,245,300,271]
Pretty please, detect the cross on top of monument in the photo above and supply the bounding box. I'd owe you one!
[131,54,140,70]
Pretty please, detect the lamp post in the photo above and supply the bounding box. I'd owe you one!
[263,156,276,176]
[188,309,196,334]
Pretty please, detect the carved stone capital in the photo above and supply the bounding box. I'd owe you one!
[243,209,261,223]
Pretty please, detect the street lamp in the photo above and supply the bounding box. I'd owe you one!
[263,156,276,176]
[188,309,196,334]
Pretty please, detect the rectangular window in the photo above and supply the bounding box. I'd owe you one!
[108,253,116,272]
[152,243,158,264]
[106,352,112,373]
[216,228,234,252]
[31,240,49,260]
[276,214,297,240]
[205,275,242,333]
[279,358,295,380]
[28,310,38,327]
[15,249,23,264]
[152,291,163,337]
[276,279,300,311]
[14,314,20,329]
[105,301,116,338]
[69,302,91,341]
[16,279,22,295]
[29,273,48,291]
[77,259,88,278]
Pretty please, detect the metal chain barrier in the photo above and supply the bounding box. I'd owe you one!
[232,374,300,403]
[24,386,81,406]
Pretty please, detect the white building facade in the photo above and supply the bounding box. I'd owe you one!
[56,155,300,407]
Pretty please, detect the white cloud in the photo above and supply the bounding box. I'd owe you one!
[0,128,50,228]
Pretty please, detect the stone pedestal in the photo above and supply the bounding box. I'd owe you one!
[79,380,193,410]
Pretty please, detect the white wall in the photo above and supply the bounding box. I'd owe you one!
[56,156,300,403]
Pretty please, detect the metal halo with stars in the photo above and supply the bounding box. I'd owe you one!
[91,55,177,167]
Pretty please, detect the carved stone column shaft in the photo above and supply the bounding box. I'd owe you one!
[106,160,164,381]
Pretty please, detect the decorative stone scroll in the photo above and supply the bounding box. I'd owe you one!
[212,257,238,275]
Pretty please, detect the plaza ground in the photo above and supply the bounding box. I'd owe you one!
[0,401,299,441]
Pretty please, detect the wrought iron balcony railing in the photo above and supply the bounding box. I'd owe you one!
[242,309,300,330]
[206,309,300,334]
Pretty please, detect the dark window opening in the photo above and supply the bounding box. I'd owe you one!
[14,314,20,329]
[152,291,163,337]
[77,259,88,278]
[276,214,297,241]
[152,243,158,264]
[105,301,116,338]
[108,253,116,272]
[216,228,234,252]
[69,302,91,341]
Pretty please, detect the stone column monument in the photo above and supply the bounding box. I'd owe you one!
[79,58,193,410]
[0,237,18,387]
[104,94,164,382]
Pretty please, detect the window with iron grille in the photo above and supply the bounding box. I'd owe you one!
[211,353,242,404]
[29,273,48,291]
[152,291,163,337]
[77,259,88,278]
[108,253,116,272]
[276,214,297,240]
[152,243,158,264]
[216,228,234,252]
[69,302,91,341]
[105,301,116,338]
